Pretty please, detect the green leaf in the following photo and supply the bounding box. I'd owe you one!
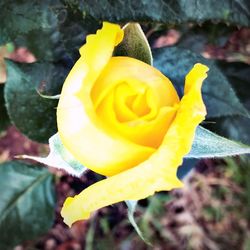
[69,0,250,26]
[217,62,250,111]
[0,1,63,61]
[0,1,51,44]
[2,1,249,62]
[203,62,250,146]
[206,116,250,146]
[20,3,99,62]
[4,60,70,143]
[0,1,57,44]
[2,1,249,64]
[19,133,87,177]
[153,46,248,118]
[0,1,99,62]
[0,84,10,132]
[54,3,100,62]
[0,161,55,249]
[125,200,150,245]
[114,23,153,65]
[15,26,64,62]
[186,126,250,158]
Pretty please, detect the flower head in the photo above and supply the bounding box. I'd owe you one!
[57,22,209,226]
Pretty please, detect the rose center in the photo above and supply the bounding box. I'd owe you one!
[112,81,156,123]
[90,56,180,148]
[125,90,150,117]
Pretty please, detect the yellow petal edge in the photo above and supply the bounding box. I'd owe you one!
[61,62,209,226]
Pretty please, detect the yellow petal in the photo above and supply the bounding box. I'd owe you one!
[91,56,179,110]
[57,23,155,176]
[61,63,209,226]
[94,56,180,148]
[97,83,179,148]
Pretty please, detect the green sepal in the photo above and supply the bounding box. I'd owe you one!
[18,133,86,177]
[114,23,153,65]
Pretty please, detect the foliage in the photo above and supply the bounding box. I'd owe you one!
[0,0,250,248]
[4,60,70,143]
[153,46,248,118]
[0,161,55,249]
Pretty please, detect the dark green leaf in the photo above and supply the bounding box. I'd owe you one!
[0,1,64,61]
[20,2,99,63]
[1,0,250,63]
[15,26,64,62]
[54,3,100,62]
[153,46,248,118]
[114,23,153,65]
[217,62,250,110]
[0,1,99,62]
[4,60,70,143]
[0,1,57,44]
[187,126,250,158]
[0,161,55,249]
[0,84,10,132]
[69,0,250,27]
[204,62,250,145]
[206,116,250,146]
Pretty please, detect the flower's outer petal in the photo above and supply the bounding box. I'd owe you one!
[57,22,155,176]
[61,63,209,226]
[79,22,123,79]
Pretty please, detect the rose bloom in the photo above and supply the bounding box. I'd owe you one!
[57,22,209,226]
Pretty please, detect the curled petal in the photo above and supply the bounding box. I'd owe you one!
[61,63,209,226]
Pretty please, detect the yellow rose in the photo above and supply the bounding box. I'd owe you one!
[57,22,209,226]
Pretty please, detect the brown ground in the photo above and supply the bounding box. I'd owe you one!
[1,126,250,250]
